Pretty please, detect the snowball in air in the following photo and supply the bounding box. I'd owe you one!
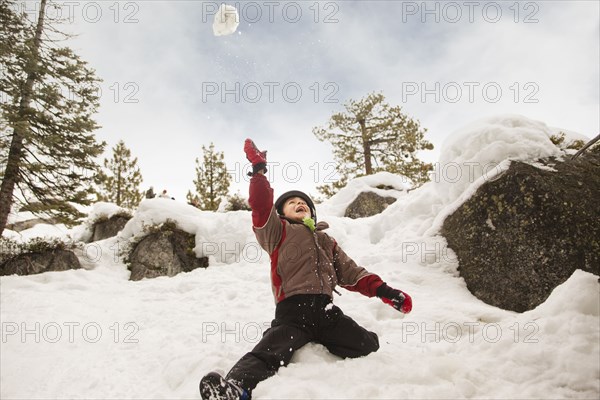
[212,4,239,36]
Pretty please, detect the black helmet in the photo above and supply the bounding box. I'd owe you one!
[275,190,317,222]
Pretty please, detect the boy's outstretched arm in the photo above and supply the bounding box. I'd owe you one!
[248,172,273,228]
[244,139,283,255]
[244,138,271,228]
[336,244,412,314]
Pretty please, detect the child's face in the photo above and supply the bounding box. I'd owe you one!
[283,197,311,222]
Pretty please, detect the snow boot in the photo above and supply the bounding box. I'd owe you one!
[199,371,250,400]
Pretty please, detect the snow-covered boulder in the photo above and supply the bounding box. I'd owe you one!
[127,223,208,281]
[319,172,411,218]
[0,249,81,276]
[5,209,62,232]
[119,199,254,265]
[442,151,600,312]
[72,202,131,243]
[6,216,55,232]
[90,214,131,242]
[344,191,398,219]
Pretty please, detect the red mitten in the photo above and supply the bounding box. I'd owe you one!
[244,139,267,164]
[376,283,412,314]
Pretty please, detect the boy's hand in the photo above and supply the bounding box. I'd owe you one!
[244,139,267,175]
[376,283,412,314]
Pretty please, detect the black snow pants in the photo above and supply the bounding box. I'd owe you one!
[226,294,380,392]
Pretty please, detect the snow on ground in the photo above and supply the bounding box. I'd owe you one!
[2,223,71,243]
[1,115,598,399]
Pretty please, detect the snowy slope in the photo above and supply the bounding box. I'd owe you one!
[1,115,598,399]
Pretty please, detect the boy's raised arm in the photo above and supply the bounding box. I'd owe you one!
[244,139,283,254]
[248,173,273,228]
[244,138,272,227]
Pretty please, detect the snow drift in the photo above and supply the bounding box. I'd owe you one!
[1,115,598,399]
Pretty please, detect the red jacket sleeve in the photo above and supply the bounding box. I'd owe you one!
[342,274,385,298]
[249,173,274,228]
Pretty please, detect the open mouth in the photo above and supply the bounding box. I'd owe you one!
[295,207,307,213]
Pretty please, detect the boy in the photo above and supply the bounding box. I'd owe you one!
[199,139,412,400]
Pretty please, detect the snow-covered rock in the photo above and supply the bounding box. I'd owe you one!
[318,171,411,217]
[442,152,600,311]
[119,198,255,265]
[71,202,130,243]
[344,191,398,219]
[128,226,208,281]
[1,249,82,276]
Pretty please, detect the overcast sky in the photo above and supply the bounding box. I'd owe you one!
[26,0,599,201]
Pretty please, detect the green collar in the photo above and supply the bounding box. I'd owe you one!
[303,217,316,232]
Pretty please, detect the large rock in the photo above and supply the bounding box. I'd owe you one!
[90,215,131,242]
[0,250,82,276]
[128,228,208,281]
[442,152,600,312]
[344,191,397,219]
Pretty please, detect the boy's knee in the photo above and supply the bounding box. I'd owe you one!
[364,331,380,355]
[339,331,379,358]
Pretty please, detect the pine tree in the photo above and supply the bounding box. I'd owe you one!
[187,143,230,211]
[96,140,143,209]
[223,191,251,212]
[313,92,434,197]
[0,0,105,235]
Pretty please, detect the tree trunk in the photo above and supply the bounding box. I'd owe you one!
[358,118,372,175]
[209,160,214,210]
[116,165,122,206]
[0,0,47,236]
